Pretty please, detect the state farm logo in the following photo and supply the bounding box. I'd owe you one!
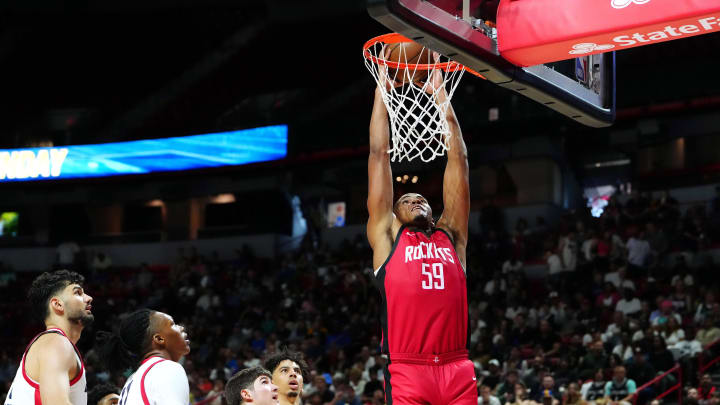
[569,43,615,55]
[611,0,650,9]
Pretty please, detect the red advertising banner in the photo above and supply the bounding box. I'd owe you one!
[497,0,720,66]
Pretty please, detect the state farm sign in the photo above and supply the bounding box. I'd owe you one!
[497,0,720,66]
[570,16,720,54]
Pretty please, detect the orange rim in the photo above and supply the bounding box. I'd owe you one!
[363,33,486,79]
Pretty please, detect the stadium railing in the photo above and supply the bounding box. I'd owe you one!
[632,363,682,405]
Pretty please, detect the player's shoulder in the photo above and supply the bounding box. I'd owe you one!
[32,331,73,353]
[149,360,187,379]
[434,225,456,243]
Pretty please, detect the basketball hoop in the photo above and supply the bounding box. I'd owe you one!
[363,33,483,162]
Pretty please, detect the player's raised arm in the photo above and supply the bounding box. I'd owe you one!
[432,69,470,268]
[367,77,396,270]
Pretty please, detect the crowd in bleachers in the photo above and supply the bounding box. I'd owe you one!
[1,187,720,405]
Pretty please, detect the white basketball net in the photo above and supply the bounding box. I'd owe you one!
[364,39,466,162]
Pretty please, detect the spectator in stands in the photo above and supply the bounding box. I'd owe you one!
[507,382,537,405]
[87,383,120,405]
[496,370,520,404]
[581,368,608,404]
[548,293,569,328]
[694,292,718,324]
[604,263,635,292]
[651,301,681,328]
[668,280,691,314]
[91,251,113,274]
[537,320,560,357]
[508,314,535,347]
[698,373,717,401]
[485,271,508,297]
[347,367,365,399]
[563,382,586,405]
[662,316,685,346]
[480,384,502,405]
[56,238,80,270]
[361,365,383,401]
[645,222,667,269]
[580,341,608,380]
[626,231,650,277]
[602,312,626,348]
[327,379,361,405]
[532,374,561,404]
[688,387,701,405]
[647,336,676,390]
[604,366,637,405]
[205,379,224,405]
[484,359,503,389]
[627,349,656,405]
[546,248,564,287]
[503,255,524,274]
[581,229,598,269]
[616,288,642,318]
[696,316,720,347]
[612,333,634,362]
[559,230,578,273]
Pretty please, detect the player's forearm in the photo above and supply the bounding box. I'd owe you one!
[370,88,390,154]
[443,104,467,160]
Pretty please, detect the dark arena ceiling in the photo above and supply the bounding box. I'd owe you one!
[1,0,720,157]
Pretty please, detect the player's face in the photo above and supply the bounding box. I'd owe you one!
[153,312,190,361]
[250,375,279,405]
[98,393,120,405]
[60,283,94,326]
[272,360,303,399]
[395,193,432,226]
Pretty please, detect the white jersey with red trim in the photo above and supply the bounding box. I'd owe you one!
[4,328,87,405]
[118,357,189,405]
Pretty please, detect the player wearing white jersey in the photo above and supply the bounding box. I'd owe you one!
[4,270,94,405]
[96,309,190,405]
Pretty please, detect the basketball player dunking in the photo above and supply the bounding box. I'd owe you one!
[4,270,93,405]
[367,68,477,405]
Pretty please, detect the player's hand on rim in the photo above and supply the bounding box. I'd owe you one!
[421,52,448,100]
[377,45,403,91]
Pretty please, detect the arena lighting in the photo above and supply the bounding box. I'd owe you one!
[584,159,631,169]
[209,193,236,204]
[145,199,165,207]
[0,125,287,182]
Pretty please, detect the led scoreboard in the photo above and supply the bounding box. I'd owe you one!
[0,125,288,182]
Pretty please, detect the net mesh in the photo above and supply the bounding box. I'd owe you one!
[364,37,466,162]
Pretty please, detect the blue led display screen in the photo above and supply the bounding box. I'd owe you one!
[0,125,288,182]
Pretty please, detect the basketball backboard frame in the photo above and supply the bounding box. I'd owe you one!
[368,0,616,127]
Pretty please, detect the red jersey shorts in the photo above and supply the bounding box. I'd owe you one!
[383,350,478,405]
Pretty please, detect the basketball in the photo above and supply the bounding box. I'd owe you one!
[385,41,433,84]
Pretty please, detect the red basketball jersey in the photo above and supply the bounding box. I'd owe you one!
[374,225,469,356]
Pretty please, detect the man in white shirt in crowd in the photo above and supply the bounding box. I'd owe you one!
[56,239,80,270]
[626,231,650,277]
[478,385,501,405]
[616,288,642,318]
[604,264,635,291]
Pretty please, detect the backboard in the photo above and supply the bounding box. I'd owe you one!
[368,0,616,127]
